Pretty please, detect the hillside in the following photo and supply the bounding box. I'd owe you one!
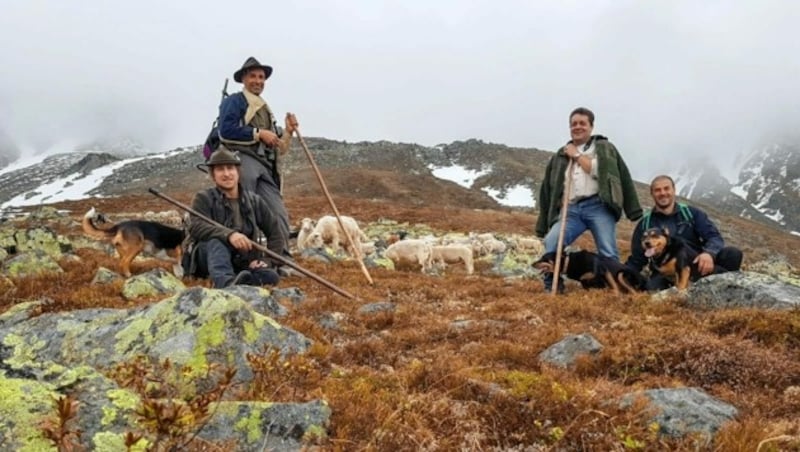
[1,189,799,450]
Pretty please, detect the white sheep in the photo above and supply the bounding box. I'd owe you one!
[309,215,367,255]
[482,238,507,254]
[515,237,544,255]
[296,217,317,251]
[384,239,434,273]
[431,244,474,275]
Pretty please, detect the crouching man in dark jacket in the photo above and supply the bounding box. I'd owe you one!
[626,174,743,291]
[183,146,281,288]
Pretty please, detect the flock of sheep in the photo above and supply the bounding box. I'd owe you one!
[294,215,545,275]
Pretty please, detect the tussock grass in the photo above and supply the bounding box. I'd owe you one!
[2,194,800,450]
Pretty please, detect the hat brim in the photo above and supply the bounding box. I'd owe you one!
[234,65,273,83]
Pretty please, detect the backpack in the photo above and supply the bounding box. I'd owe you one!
[641,202,693,230]
[202,79,230,161]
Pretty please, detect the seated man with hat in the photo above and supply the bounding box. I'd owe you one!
[218,56,299,276]
[183,146,282,287]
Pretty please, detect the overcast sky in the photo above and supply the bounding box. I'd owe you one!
[1,0,798,181]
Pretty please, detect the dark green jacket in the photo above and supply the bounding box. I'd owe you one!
[185,184,282,274]
[535,136,643,238]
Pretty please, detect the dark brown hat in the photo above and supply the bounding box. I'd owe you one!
[233,57,273,83]
[205,146,241,167]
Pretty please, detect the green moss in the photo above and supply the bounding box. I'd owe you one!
[92,431,150,452]
[234,407,264,443]
[0,375,59,452]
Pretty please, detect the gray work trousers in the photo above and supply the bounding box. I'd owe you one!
[238,152,292,260]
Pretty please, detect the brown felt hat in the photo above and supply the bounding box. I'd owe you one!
[233,56,273,83]
[204,146,241,167]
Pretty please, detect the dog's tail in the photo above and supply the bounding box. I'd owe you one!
[82,207,117,240]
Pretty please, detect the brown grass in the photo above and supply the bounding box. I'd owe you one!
[3,194,800,450]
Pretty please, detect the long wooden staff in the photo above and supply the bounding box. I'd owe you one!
[148,188,355,299]
[292,130,374,285]
[551,160,574,296]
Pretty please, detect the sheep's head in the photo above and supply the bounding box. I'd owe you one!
[300,217,316,232]
[308,231,324,248]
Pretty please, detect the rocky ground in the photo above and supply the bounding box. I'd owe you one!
[1,194,799,450]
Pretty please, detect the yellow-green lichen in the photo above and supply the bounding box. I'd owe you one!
[0,300,39,322]
[187,316,226,372]
[114,317,154,355]
[3,333,47,370]
[234,407,264,443]
[303,424,328,442]
[0,375,59,452]
[101,388,140,426]
[92,431,150,452]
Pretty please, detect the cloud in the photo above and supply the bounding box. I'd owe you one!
[1,0,798,180]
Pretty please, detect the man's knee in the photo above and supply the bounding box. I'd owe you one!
[716,247,743,272]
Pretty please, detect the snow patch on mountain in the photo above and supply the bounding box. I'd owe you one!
[429,163,490,189]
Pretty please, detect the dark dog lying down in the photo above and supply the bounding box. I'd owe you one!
[533,250,644,295]
[641,227,700,290]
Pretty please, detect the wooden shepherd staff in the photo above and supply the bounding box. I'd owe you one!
[551,160,575,296]
[292,129,375,286]
[148,188,356,300]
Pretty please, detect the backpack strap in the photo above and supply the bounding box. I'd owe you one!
[640,202,693,231]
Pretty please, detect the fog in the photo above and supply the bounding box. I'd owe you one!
[1,0,798,181]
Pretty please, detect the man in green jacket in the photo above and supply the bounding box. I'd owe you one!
[535,107,643,292]
[183,146,283,288]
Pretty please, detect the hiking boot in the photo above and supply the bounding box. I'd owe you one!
[277,266,304,278]
[543,274,565,295]
[226,270,254,287]
[252,268,280,286]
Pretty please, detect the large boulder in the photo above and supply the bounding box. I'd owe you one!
[0,287,310,384]
[620,387,738,441]
[686,271,800,310]
[0,288,328,449]
[2,251,63,278]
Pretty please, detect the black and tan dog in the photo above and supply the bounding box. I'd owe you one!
[533,250,644,295]
[641,227,699,290]
[82,207,185,277]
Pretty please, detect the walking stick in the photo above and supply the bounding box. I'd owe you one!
[550,160,575,296]
[148,188,356,300]
[292,130,375,286]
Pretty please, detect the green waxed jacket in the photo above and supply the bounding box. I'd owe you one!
[535,136,643,238]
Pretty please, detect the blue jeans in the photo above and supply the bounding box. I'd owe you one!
[542,195,618,290]
[195,238,279,288]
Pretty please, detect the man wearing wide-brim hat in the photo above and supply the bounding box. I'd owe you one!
[218,56,299,275]
[183,145,282,288]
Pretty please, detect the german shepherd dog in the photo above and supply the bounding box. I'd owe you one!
[641,227,699,290]
[533,250,644,295]
[82,207,185,278]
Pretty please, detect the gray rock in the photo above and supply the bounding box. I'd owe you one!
[223,285,288,317]
[91,266,122,285]
[357,301,396,315]
[620,387,738,440]
[121,267,185,299]
[686,271,800,310]
[2,250,63,278]
[539,333,603,369]
[198,400,331,451]
[318,312,346,331]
